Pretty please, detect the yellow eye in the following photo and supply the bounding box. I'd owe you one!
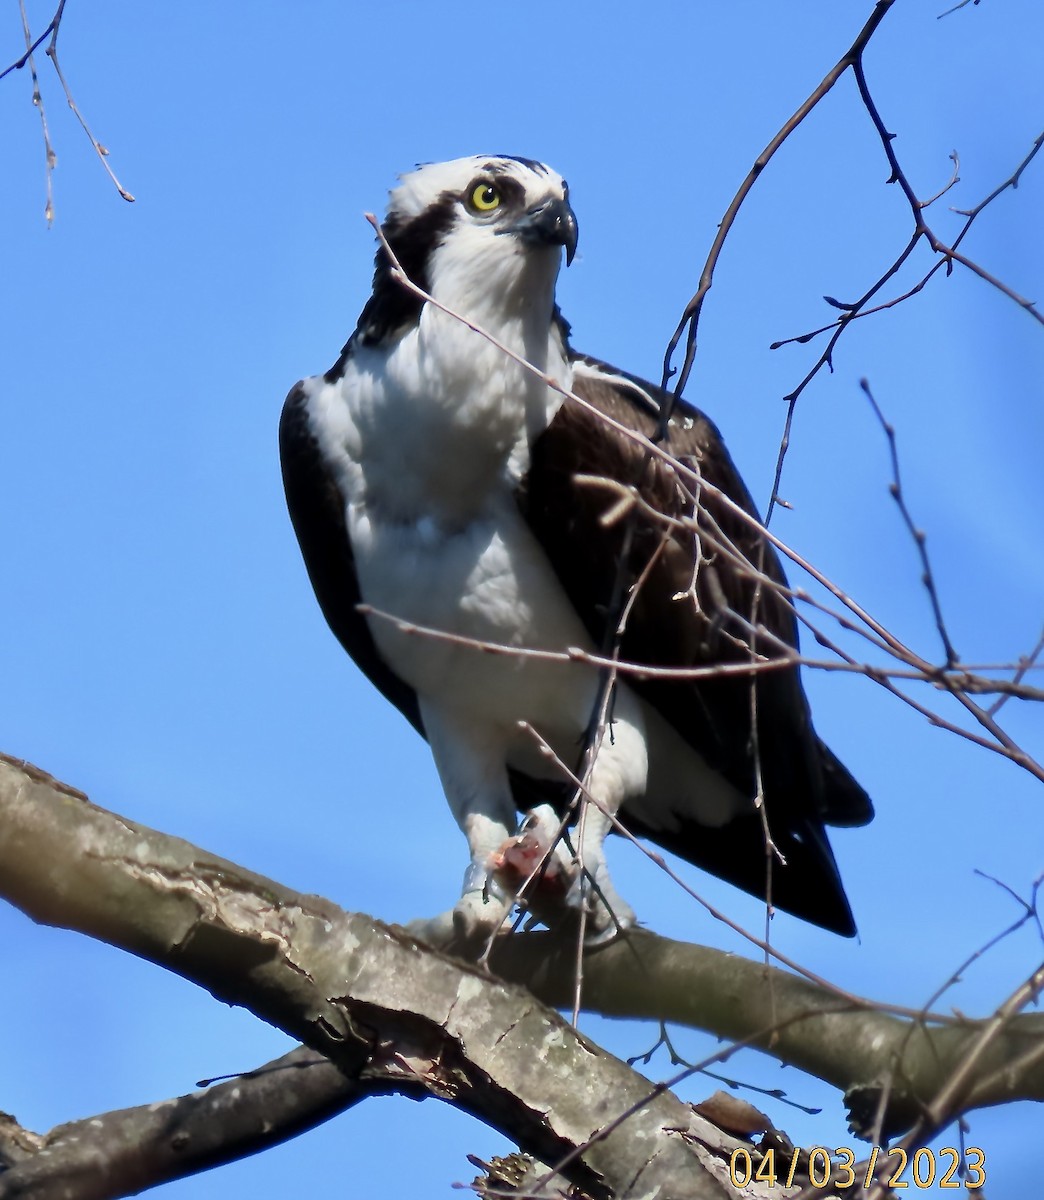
[468,181,501,212]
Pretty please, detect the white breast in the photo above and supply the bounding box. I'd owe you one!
[350,488,597,735]
[304,297,599,741]
[332,304,569,528]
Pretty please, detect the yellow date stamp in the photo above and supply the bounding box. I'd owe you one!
[728,1145,986,1190]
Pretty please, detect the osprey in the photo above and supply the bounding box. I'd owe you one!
[280,154,872,942]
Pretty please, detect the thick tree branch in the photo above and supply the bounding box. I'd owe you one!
[0,753,753,1200]
[4,751,1044,1157]
[0,1047,383,1200]
[488,933,1044,1136]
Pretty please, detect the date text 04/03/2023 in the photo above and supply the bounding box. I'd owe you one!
[728,1146,986,1191]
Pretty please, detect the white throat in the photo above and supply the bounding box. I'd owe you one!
[342,253,570,528]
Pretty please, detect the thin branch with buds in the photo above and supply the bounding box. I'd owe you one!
[4,0,134,212]
[18,0,56,223]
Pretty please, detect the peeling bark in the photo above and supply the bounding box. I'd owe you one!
[0,1048,380,1200]
[2,753,1043,1197]
[0,755,732,1198]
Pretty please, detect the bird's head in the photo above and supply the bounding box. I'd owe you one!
[358,155,577,346]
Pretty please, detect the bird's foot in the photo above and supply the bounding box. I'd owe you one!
[404,877,514,951]
[562,868,636,945]
[406,812,637,949]
[451,883,515,942]
[490,810,637,944]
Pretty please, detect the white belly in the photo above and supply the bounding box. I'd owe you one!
[349,492,602,756]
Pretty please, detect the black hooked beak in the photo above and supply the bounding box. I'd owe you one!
[505,195,579,265]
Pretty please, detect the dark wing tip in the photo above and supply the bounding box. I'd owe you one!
[623,804,859,937]
[819,742,874,828]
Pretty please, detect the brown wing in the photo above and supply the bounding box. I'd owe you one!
[516,353,872,934]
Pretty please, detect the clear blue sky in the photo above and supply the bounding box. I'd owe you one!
[3,3,1042,1196]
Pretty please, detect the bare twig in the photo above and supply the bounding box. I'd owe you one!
[988,624,1044,716]
[853,59,1040,326]
[766,116,1042,529]
[937,0,981,18]
[861,379,958,665]
[632,1024,823,1117]
[771,132,1044,353]
[0,0,62,82]
[5,0,135,210]
[18,0,56,223]
[658,0,901,432]
[44,8,134,203]
[358,601,1044,702]
[921,149,962,207]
